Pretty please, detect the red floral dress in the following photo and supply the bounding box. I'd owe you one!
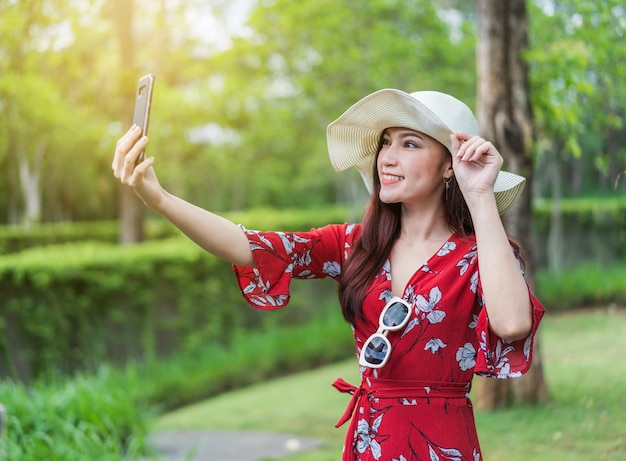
[232,223,544,461]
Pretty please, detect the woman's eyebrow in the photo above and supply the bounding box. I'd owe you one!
[398,131,425,140]
[382,129,425,140]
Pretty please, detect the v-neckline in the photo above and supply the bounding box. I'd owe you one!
[387,233,457,298]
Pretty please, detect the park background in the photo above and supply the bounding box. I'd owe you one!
[0,0,625,459]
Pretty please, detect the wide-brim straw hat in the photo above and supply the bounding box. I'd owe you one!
[327,89,526,214]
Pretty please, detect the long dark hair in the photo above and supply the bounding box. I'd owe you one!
[337,144,524,324]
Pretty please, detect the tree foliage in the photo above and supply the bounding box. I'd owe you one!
[528,0,626,195]
[0,0,623,226]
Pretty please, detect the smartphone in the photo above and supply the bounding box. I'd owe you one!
[132,73,155,163]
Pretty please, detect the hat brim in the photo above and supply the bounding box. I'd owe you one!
[327,88,526,214]
[328,89,458,172]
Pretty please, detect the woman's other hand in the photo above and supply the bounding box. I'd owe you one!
[449,132,503,207]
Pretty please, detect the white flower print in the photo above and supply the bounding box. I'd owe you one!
[293,234,311,244]
[428,444,464,461]
[278,232,309,255]
[393,456,408,461]
[356,415,384,460]
[242,280,257,294]
[456,342,477,371]
[380,289,394,304]
[492,340,518,377]
[498,359,511,376]
[382,259,392,281]
[425,338,447,353]
[343,241,351,260]
[437,240,457,256]
[470,272,478,294]
[249,242,266,252]
[247,294,288,308]
[298,269,315,279]
[323,260,341,277]
[456,247,477,276]
[427,310,446,324]
[294,249,312,267]
[416,286,442,315]
[473,448,481,460]
[278,233,293,253]
[257,233,275,251]
[403,317,420,336]
[469,314,478,329]
[523,334,532,359]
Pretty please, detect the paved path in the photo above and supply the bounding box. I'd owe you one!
[147,430,325,461]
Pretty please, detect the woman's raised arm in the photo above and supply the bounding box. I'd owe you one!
[450,133,533,342]
[112,125,254,267]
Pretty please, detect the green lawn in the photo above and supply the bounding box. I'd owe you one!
[154,307,626,461]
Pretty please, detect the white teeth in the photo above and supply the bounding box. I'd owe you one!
[382,174,404,181]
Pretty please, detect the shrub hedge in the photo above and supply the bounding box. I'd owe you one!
[0,206,355,254]
[0,219,176,254]
[0,206,351,382]
[0,200,624,382]
[537,263,626,310]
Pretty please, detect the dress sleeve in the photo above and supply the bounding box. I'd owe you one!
[232,223,357,310]
[473,283,545,379]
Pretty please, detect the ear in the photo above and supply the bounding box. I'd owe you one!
[443,154,454,180]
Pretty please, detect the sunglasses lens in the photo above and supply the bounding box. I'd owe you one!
[363,336,389,366]
[383,302,410,327]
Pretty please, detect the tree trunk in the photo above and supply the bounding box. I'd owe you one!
[474,0,548,410]
[18,143,45,227]
[110,0,146,244]
[548,152,563,274]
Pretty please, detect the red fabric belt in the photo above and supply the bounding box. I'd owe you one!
[332,376,470,461]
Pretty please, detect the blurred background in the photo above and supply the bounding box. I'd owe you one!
[1,0,623,225]
[0,0,625,460]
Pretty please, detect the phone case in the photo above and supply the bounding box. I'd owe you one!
[132,73,155,163]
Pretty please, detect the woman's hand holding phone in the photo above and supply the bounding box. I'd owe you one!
[112,73,165,208]
[111,74,254,266]
[112,125,164,209]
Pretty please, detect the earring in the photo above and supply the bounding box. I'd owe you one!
[443,177,451,201]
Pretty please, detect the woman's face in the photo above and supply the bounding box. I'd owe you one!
[376,127,452,207]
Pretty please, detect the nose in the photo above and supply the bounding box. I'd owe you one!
[379,141,399,166]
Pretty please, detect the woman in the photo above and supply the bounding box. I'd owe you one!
[113,89,544,460]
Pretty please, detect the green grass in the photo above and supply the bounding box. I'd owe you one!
[0,365,152,461]
[153,307,626,461]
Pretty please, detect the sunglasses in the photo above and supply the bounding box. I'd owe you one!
[359,296,412,368]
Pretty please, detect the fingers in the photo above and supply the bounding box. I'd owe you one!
[458,137,492,163]
[112,125,141,173]
[451,133,502,166]
[126,156,154,188]
[449,133,462,154]
[112,125,148,182]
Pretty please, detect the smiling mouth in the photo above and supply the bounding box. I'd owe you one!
[382,174,404,182]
